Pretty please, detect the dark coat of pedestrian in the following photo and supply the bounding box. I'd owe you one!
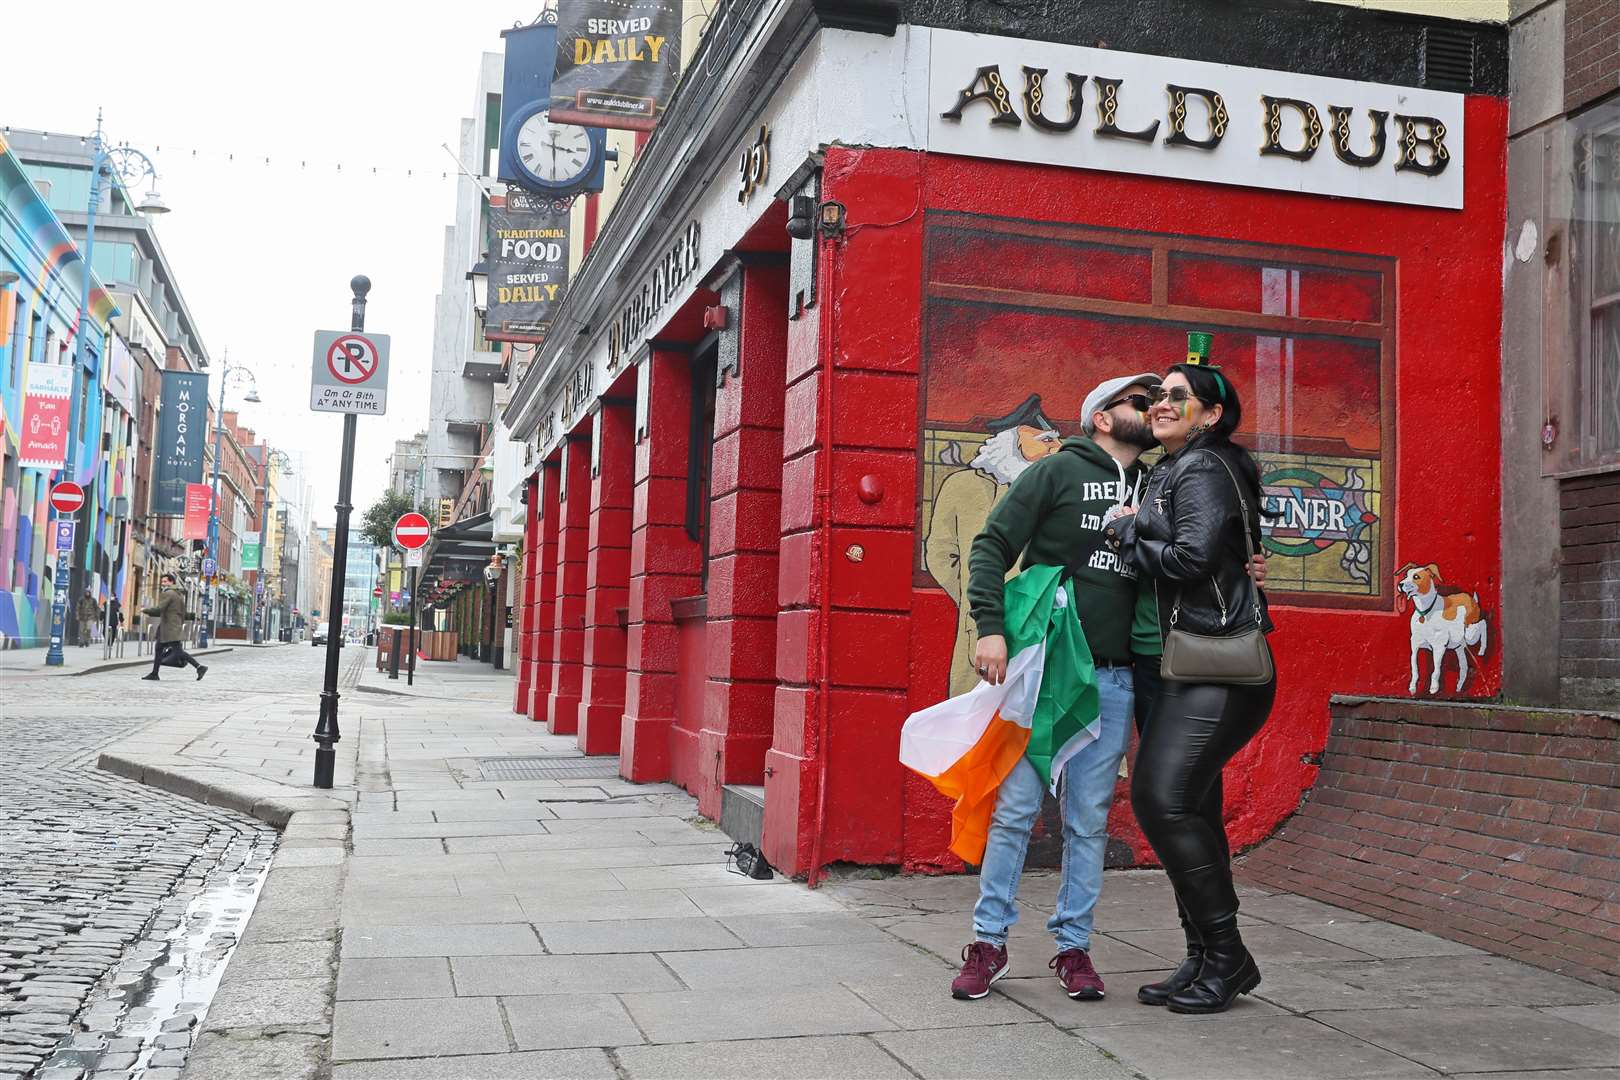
[142,574,206,681]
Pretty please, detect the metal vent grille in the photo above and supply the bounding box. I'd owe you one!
[477,756,622,781]
[1421,27,1476,91]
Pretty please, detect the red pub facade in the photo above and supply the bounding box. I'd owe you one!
[503,1,1511,878]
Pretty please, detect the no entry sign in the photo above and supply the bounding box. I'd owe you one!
[49,481,85,515]
[393,511,431,550]
[310,330,390,415]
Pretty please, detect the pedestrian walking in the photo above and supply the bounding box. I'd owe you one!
[911,373,1163,1003]
[76,590,98,646]
[107,596,122,645]
[1105,359,1277,1015]
[141,573,208,682]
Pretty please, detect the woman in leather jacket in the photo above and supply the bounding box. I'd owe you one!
[1104,362,1277,1015]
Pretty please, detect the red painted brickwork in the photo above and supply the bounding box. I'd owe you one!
[1565,0,1620,113]
[697,262,788,820]
[514,473,540,715]
[622,346,705,782]
[546,434,591,735]
[578,399,637,755]
[528,459,561,722]
[1237,696,1620,990]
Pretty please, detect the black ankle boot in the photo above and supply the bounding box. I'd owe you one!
[1137,904,1203,1006]
[1163,864,1261,1014]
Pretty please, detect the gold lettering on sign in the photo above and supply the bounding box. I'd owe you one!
[934,60,1454,183]
[1393,115,1449,176]
[1261,95,1323,161]
[1164,85,1228,150]
[1327,107,1389,167]
[1021,67,1083,133]
[1093,77,1160,143]
[738,125,771,202]
[940,65,1021,126]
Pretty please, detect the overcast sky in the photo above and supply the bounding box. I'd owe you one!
[2,1,538,527]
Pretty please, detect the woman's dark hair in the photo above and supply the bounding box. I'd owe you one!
[1166,362,1276,525]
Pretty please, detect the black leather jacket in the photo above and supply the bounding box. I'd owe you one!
[1105,439,1274,642]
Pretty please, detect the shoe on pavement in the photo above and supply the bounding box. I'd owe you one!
[1051,948,1105,1000]
[951,941,1009,1000]
[141,673,160,681]
[196,665,208,681]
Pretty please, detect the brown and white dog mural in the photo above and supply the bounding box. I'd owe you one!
[1395,563,1489,695]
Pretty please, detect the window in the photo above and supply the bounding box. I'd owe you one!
[1571,97,1620,467]
[920,213,1396,609]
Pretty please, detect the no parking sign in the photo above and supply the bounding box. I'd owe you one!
[310,330,390,414]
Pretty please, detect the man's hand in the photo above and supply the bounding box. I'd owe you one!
[975,634,1009,685]
[1248,552,1268,585]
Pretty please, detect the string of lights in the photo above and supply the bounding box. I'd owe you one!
[1,126,467,182]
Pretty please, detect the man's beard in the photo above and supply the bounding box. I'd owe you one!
[1111,413,1158,451]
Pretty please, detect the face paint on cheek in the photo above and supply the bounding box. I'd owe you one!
[1177,400,1191,421]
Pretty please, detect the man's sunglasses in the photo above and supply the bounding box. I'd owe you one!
[1102,393,1153,413]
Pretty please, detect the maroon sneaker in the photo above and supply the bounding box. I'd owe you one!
[1051,948,1105,999]
[951,942,1009,1000]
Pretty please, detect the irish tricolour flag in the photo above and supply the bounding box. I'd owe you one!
[900,564,1100,865]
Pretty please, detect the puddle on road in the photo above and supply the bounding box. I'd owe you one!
[40,829,276,1079]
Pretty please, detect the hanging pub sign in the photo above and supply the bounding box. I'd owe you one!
[926,29,1465,209]
[551,0,682,131]
[154,370,208,515]
[486,195,571,344]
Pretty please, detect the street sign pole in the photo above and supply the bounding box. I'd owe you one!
[44,487,84,667]
[313,275,370,790]
[44,544,71,666]
[408,566,418,687]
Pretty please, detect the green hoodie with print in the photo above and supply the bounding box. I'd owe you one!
[966,436,1145,663]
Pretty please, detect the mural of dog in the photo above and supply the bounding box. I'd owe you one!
[1395,563,1489,695]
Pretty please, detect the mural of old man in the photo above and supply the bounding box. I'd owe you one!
[923,393,1061,696]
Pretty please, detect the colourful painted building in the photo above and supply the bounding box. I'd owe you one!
[0,135,116,647]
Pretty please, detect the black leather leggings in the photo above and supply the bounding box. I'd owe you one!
[1131,673,1276,875]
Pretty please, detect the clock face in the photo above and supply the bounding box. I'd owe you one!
[516,114,593,185]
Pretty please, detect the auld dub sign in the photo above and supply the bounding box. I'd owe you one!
[926,29,1465,209]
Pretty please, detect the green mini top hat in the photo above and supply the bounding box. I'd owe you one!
[1184,331,1226,401]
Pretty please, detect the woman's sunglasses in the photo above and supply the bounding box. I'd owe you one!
[1147,386,1209,406]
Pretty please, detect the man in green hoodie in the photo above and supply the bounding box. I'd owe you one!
[950,373,1161,1004]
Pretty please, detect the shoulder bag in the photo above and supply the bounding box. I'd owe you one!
[1160,450,1274,685]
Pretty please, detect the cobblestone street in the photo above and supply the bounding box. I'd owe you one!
[1,650,281,1080]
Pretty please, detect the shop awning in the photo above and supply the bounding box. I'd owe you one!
[422,512,496,584]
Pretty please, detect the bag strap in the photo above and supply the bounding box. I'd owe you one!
[1169,449,1263,629]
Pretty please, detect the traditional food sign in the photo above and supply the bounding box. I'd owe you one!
[927,29,1465,209]
[552,0,682,131]
[486,194,571,344]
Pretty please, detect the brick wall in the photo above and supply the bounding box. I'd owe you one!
[1560,472,1620,706]
[1565,0,1620,112]
[1238,696,1620,990]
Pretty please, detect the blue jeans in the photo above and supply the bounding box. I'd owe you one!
[972,665,1134,952]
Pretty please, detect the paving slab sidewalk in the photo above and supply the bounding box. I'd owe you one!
[99,651,1620,1080]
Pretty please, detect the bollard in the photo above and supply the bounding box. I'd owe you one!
[389,627,401,680]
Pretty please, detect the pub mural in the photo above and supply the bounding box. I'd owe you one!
[917,212,1397,699]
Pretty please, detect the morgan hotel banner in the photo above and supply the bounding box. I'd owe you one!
[486,194,570,344]
[154,370,207,515]
[552,1,681,131]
